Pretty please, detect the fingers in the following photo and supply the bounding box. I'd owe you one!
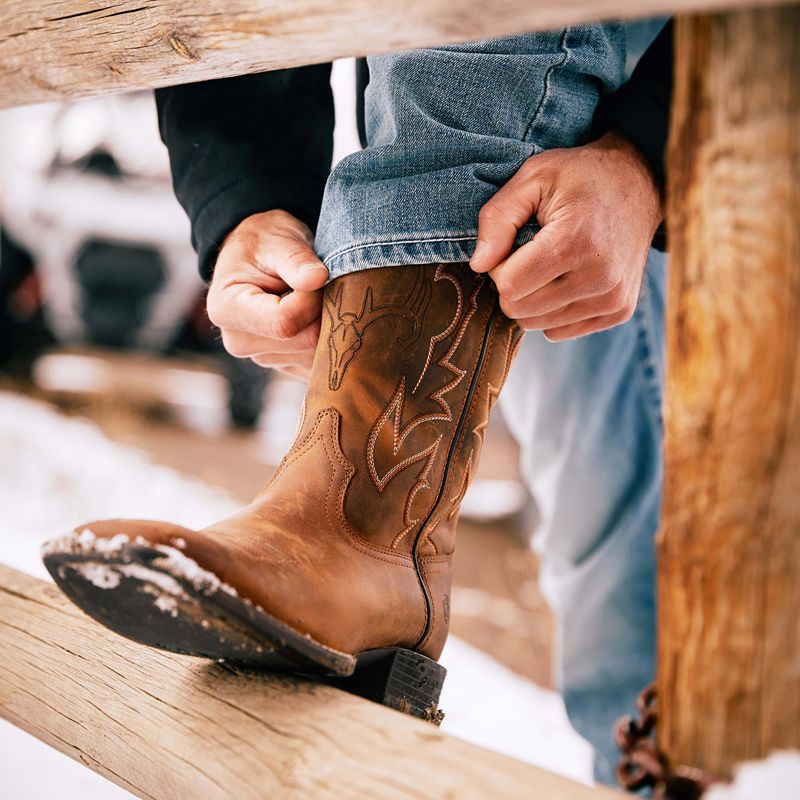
[470,134,663,343]
[229,316,318,382]
[253,224,329,294]
[207,210,329,351]
[499,275,592,319]
[209,281,324,341]
[489,222,584,305]
[250,351,315,369]
[471,159,544,273]
[219,319,321,358]
[217,210,329,293]
[511,281,638,341]
[501,268,626,321]
[542,311,633,342]
[514,291,633,331]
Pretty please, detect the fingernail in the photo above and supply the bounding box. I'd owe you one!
[470,240,488,266]
[300,262,327,273]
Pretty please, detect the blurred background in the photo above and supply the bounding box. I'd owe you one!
[0,60,590,797]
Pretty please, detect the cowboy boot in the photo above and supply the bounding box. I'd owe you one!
[43,263,522,717]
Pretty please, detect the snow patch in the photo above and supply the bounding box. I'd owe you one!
[154,595,179,616]
[46,527,240,601]
[151,544,238,598]
[705,751,800,800]
[43,529,131,559]
[71,562,121,589]
[117,562,185,597]
[439,636,593,783]
[0,391,239,580]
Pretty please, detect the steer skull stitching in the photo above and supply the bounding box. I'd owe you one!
[324,270,431,390]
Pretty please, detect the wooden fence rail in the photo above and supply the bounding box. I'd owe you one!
[0,564,622,799]
[0,0,794,108]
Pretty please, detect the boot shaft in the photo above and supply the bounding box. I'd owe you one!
[273,263,522,560]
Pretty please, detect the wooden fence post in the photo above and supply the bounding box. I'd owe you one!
[659,5,800,779]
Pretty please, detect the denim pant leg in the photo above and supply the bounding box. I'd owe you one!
[498,249,667,785]
[315,27,627,276]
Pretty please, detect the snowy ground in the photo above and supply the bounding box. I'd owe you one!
[0,390,592,798]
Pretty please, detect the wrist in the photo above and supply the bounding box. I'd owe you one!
[595,131,664,229]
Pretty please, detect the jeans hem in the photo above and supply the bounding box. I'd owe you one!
[323,224,540,278]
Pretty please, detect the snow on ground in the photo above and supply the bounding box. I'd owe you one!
[705,752,800,800]
[0,391,240,581]
[0,390,592,797]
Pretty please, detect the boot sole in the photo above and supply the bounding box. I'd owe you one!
[42,536,446,721]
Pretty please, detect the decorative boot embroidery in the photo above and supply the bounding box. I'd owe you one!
[367,267,485,548]
[324,268,431,390]
[446,321,524,522]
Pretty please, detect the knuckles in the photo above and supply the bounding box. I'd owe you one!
[265,314,299,342]
[219,330,253,358]
[518,317,541,332]
[492,271,528,302]
[205,293,227,329]
[596,280,628,313]
[477,204,500,225]
[608,305,635,326]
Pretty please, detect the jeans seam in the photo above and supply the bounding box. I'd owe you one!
[326,233,477,262]
[633,277,664,434]
[324,224,539,264]
[521,28,571,144]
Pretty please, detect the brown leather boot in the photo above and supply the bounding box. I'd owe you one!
[43,263,521,714]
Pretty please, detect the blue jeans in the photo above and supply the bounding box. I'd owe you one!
[500,249,665,784]
[316,25,628,275]
[313,25,665,785]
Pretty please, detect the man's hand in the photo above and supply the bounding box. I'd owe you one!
[207,210,328,379]
[470,132,662,341]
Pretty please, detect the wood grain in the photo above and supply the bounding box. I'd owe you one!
[0,563,622,799]
[0,0,796,109]
[659,6,800,779]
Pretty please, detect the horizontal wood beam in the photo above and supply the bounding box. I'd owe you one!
[0,563,622,799]
[0,0,794,109]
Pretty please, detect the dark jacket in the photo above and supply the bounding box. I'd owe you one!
[156,21,673,280]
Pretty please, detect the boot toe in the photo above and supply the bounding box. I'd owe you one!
[42,518,196,559]
[41,516,358,675]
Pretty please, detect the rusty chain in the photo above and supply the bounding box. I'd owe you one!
[615,683,718,800]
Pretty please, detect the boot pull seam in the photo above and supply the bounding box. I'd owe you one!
[411,294,501,652]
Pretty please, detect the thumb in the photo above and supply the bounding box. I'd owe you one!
[267,232,329,292]
[470,162,544,273]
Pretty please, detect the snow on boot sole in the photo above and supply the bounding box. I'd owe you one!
[42,533,448,721]
[43,535,357,676]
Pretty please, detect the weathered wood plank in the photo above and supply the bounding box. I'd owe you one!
[0,563,621,799]
[0,0,796,109]
[659,6,800,779]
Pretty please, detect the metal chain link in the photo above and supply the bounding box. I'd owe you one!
[615,683,718,800]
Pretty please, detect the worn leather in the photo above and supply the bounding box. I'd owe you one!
[78,263,522,660]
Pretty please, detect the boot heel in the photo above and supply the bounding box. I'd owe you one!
[327,648,446,724]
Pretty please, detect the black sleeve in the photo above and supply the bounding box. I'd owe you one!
[155,64,334,280]
[594,19,673,193]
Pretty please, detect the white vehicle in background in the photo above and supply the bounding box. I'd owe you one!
[0,93,268,427]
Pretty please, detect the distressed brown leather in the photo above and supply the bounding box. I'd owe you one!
[78,263,522,660]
